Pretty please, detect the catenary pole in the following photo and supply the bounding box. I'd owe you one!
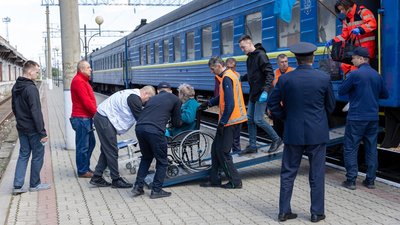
[59,0,80,150]
[46,5,53,90]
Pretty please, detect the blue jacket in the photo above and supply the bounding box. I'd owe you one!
[338,63,389,121]
[267,65,336,145]
[170,98,199,136]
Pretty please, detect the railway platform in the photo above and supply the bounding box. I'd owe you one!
[1,84,400,225]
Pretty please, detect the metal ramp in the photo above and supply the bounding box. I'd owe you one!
[139,126,346,187]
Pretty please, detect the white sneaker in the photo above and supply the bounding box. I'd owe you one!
[29,183,51,192]
[13,187,27,195]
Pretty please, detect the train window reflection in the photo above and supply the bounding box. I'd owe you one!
[202,26,212,57]
[221,20,233,55]
[154,42,159,64]
[318,0,336,43]
[277,0,300,48]
[163,39,169,63]
[174,35,181,62]
[139,46,144,65]
[146,44,151,64]
[186,31,195,60]
[246,12,262,44]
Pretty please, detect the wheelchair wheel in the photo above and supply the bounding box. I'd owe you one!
[166,165,179,178]
[179,130,213,172]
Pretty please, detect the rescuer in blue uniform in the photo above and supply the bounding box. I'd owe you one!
[338,47,389,190]
[267,42,336,223]
[132,82,182,199]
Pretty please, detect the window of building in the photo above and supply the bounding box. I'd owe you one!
[318,0,336,43]
[186,32,195,60]
[163,39,169,63]
[221,20,233,55]
[146,44,151,64]
[277,0,300,48]
[245,12,262,44]
[174,35,181,62]
[154,42,159,64]
[202,26,212,57]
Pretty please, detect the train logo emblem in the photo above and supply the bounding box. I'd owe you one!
[304,0,311,15]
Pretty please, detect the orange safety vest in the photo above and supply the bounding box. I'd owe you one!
[334,4,377,59]
[218,69,247,126]
[273,67,294,86]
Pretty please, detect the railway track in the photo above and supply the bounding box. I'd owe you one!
[0,96,13,127]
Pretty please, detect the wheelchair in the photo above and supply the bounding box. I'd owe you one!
[165,110,214,178]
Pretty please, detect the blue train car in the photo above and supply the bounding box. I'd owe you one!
[90,0,399,108]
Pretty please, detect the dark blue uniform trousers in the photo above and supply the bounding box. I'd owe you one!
[343,120,379,183]
[135,129,168,192]
[279,144,326,215]
[210,124,242,186]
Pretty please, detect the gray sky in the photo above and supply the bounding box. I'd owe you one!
[0,0,177,66]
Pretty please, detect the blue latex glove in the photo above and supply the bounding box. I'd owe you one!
[351,28,361,35]
[325,39,333,47]
[165,129,171,137]
[258,91,268,102]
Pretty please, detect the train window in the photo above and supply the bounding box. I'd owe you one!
[146,44,151,64]
[202,26,212,57]
[221,20,233,55]
[245,12,262,44]
[277,0,300,48]
[318,0,336,43]
[163,39,169,63]
[186,31,195,60]
[174,35,181,62]
[139,46,144,65]
[154,42,159,64]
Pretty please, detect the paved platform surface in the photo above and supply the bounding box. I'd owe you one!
[1,84,400,225]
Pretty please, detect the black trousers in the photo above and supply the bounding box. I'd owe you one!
[273,118,284,139]
[210,124,241,185]
[93,113,120,180]
[134,129,168,192]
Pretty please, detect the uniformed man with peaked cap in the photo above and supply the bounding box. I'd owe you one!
[267,42,336,223]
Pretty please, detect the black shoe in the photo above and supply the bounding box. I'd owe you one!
[112,177,133,189]
[90,176,111,187]
[311,214,326,223]
[362,180,376,189]
[238,146,258,156]
[278,213,297,222]
[221,181,242,189]
[131,185,144,197]
[268,138,283,153]
[342,180,356,190]
[231,149,241,154]
[199,181,221,187]
[150,189,171,199]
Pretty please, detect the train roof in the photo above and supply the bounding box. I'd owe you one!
[126,0,221,39]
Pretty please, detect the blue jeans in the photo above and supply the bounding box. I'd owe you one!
[70,117,96,175]
[247,101,279,147]
[343,120,379,183]
[14,131,45,188]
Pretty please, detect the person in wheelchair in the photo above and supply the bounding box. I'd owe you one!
[166,83,200,138]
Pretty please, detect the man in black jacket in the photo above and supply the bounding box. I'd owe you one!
[239,35,282,155]
[11,60,50,194]
[132,82,181,199]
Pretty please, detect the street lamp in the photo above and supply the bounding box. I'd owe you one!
[84,16,104,60]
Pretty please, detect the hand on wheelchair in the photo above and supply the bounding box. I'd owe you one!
[198,101,209,111]
[217,123,224,136]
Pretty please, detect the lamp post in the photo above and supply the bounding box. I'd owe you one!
[84,16,103,60]
[53,47,60,87]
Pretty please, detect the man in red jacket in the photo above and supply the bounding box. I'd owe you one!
[70,60,97,178]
